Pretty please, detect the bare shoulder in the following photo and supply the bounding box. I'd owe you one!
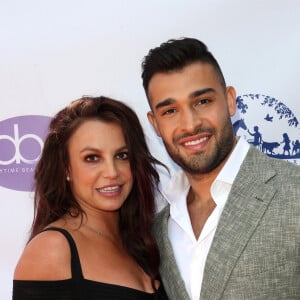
[14,229,72,280]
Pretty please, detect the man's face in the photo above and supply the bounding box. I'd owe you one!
[147,62,236,175]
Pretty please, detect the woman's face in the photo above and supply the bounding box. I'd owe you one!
[67,119,133,214]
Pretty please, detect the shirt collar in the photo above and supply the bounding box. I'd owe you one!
[162,136,250,205]
[215,136,249,184]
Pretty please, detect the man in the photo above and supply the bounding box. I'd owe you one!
[141,37,300,300]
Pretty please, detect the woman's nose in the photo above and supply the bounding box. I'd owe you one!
[102,160,119,179]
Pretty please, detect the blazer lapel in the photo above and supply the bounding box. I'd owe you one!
[200,147,277,300]
[154,206,190,300]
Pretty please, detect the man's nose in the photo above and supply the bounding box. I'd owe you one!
[180,108,201,133]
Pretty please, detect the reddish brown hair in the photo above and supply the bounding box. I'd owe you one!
[31,96,166,284]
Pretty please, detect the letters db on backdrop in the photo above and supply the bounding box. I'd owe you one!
[0,115,51,191]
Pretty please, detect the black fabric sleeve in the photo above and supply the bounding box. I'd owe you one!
[12,227,83,300]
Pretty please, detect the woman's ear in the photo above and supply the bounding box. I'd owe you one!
[66,169,71,181]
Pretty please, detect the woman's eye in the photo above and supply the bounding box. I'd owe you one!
[116,152,129,160]
[85,154,99,162]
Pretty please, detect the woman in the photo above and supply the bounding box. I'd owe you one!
[13,96,167,299]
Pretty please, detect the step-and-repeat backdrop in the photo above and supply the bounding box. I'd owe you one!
[1,1,299,298]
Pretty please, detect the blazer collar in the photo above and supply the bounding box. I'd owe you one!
[201,147,277,299]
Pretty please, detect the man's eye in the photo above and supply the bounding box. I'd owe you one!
[197,99,210,105]
[116,152,129,160]
[162,108,177,115]
[85,155,99,162]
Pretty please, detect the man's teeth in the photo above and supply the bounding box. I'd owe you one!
[184,137,208,146]
[98,186,120,192]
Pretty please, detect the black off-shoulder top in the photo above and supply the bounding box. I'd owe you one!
[13,227,167,300]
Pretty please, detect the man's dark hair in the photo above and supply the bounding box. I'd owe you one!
[141,37,226,102]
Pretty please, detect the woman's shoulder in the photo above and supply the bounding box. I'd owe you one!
[14,227,72,280]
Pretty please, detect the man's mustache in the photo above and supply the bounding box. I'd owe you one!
[173,127,216,144]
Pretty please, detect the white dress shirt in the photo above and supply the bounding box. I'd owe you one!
[162,137,250,300]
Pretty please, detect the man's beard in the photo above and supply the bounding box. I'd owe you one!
[163,120,235,175]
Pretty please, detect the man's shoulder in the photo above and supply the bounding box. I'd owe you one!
[241,147,300,198]
[246,145,300,174]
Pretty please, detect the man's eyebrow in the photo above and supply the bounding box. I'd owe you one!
[189,88,216,98]
[154,88,216,110]
[154,98,176,110]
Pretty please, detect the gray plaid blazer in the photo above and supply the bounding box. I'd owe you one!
[153,146,300,300]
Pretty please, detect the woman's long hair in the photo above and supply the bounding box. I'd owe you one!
[30,96,166,285]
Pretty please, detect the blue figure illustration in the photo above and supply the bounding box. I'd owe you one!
[281,133,291,156]
[292,140,300,156]
[233,118,247,134]
[247,126,262,149]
